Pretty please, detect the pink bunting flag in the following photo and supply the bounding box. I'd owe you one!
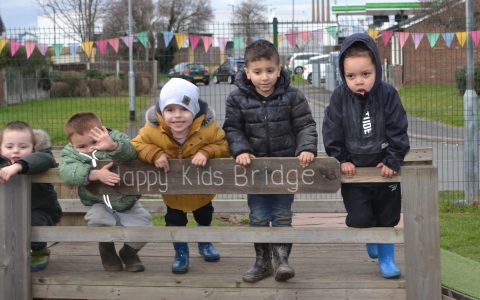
[24,41,36,58]
[201,36,213,53]
[397,32,410,48]
[216,37,229,53]
[381,30,394,46]
[121,36,133,48]
[471,30,480,48]
[411,33,424,49]
[299,31,312,42]
[107,38,120,53]
[95,40,108,55]
[37,43,49,56]
[285,32,298,47]
[189,35,201,51]
[9,40,21,56]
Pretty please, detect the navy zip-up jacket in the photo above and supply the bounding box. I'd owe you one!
[322,33,410,171]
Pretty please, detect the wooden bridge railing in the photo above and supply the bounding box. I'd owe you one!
[0,148,440,300]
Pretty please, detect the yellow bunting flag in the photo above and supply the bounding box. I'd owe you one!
[174,33,187,49]
[81,41,94,58]
[368,29,379,40]
[0,38,6,54]
[455,31,467,48]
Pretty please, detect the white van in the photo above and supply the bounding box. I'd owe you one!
[302,54,330,83]
[287,52,321,74]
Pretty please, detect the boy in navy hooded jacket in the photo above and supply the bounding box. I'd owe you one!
[322,33,410,279]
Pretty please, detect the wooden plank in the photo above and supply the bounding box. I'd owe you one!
[0,176,31,300]
[85,157,341,195]
[32,226,404,243]
[58,198,347,214]
[31,243,406,300]
[402,166,441,300]
[32,286,406,300]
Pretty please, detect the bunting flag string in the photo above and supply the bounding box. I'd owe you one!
[0,38,7,54]
[381,30,393,46]
[189,35,201,51]
[455,32,467,47]
[53,43,64,57]
[442,32,455,48]
[95,40,107,55]
[426,32,440,48]
[10,40,21,56]
[135,32,148,48]
[24,41,36,58]
[68,43,78,56]
[163,31,174,47]
[37,43,49,56]
[107,39,119,53]
[80,41,94,58]
[201,36,213,53]
[2,27,480,60]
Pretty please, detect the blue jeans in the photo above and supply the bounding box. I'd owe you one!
[247,194,294,227]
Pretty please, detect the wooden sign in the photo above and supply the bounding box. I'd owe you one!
[87,157,340,195]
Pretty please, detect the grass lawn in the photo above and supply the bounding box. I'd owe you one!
[398,84,468,127]
[0,96,153,145]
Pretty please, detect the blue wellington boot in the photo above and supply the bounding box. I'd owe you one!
[172,243,189,274]
[366,243,379,259]
[198,242,220,262]
[377,243,401,278]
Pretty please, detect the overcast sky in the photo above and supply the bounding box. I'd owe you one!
[0,0,359,29]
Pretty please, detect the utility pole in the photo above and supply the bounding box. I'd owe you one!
[463,0,479,205]
[128,0,136,121]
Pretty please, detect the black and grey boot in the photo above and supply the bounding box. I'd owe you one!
[119,244,145,272]
[242,243,273,283]
[272,243,295,281]
[98,242,123,272]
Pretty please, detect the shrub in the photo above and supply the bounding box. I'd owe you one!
[103,76,122,96]
[135,72,152,95]
[50,81,70,97]
[51,71,85,94]
[73,81,91,97]
[85,69,108,79]
[455,64,480,95]
[86,78,104,96]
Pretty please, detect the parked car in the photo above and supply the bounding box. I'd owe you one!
[167,62,210,85]
[287,52,321,74]
[213,58,245,84]
[302,54,330,84]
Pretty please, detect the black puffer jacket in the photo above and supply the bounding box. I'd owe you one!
[223,69,318,158]
[322,33,410,171]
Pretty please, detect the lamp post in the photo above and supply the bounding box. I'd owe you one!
[128,0,136,121]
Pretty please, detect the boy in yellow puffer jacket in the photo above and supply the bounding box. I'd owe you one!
[131,78,230,274]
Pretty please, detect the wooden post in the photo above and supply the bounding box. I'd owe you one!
[402,165,441,300]
[0,175,32,300]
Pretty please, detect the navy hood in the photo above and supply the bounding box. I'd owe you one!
[339,33,382,92]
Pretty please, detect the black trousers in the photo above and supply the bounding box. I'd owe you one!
[165,202,214,227]
[31,210,56,250]
[341,183,401,228]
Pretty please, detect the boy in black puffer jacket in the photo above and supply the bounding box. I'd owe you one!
[223,39,318,283]
[0,121,62,272]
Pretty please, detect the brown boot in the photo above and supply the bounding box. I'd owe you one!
[98,242,122,272]
[119,244,145,272]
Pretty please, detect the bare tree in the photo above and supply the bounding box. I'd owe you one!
[103,0,155,37]
[233,0,268,45]
[38,0,107,42]
[156,0,213,32]
[103,0,156,60]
